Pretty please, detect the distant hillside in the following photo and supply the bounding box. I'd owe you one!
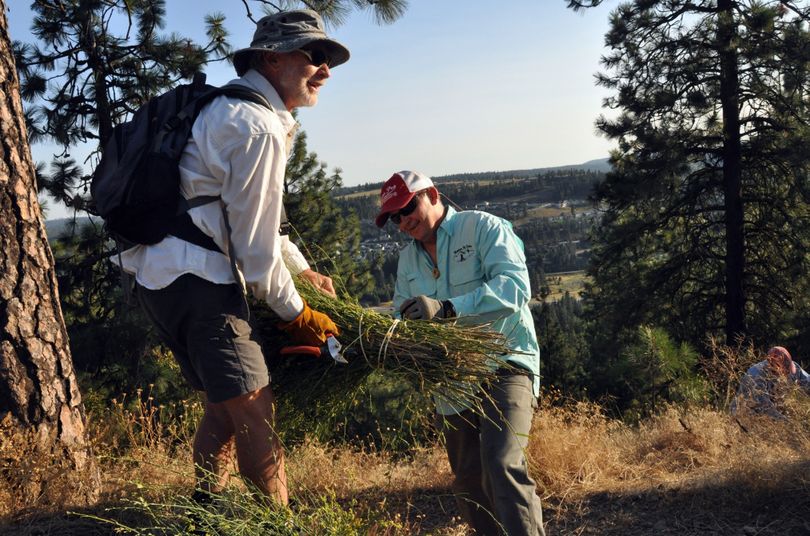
[436,157,612,182]
[43,158,611,248]
[578,157,612,172]
[339,166,605,225]
[337,157,611,196]
[44,216,99,240]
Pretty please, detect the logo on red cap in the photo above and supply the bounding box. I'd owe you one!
[381,183,401,205]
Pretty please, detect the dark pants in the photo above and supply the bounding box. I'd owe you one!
[441,374,545,536]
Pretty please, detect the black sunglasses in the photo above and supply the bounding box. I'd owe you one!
[298,46,331,68]
[390,193,424,225]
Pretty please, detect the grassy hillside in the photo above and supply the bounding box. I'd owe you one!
[545,271,589,301]
[2,383,807,535]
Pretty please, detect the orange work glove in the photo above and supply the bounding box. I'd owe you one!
[278,302,340,347]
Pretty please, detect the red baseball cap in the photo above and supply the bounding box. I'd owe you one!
[375,171,434,227]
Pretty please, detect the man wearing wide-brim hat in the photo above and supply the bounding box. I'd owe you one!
[121,9,347,505]
[233,10,349,76]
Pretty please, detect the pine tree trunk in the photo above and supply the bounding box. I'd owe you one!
[0,0,100,508]
[717,0,747,343]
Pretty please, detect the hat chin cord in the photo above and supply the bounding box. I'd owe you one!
[439,192,463,212]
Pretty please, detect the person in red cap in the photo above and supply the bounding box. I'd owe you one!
[377,170,545,535]
[731,346,810,418]
[120,9,348,504]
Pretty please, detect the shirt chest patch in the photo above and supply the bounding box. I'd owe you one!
[453,244,474,263]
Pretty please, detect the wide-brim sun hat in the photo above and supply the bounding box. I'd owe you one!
[375,171,435,227]
[233,9,350,74]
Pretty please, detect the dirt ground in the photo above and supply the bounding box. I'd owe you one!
[342,465,810,536]
[2,461,809,536]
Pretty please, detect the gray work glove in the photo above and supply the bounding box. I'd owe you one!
[400,295,455,320]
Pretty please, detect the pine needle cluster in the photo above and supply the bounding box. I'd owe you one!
[253,279,517,441]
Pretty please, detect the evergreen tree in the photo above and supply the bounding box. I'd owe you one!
[14,0,231,211]
[533,295,589,397]
[263,0,406,25]
[569,1,810,350]
[617,326,708,417]
[284,130,374,298]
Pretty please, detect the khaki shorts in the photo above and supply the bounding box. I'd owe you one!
[137,274,268,403]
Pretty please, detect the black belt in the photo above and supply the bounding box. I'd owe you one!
[495,365,533,378]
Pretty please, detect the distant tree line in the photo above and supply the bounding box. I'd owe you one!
[336,165,609,196]
[517,213,595,275]
[439,170,602,207]
[338,170,602,222]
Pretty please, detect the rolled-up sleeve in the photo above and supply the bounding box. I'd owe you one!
[281,236,311,275]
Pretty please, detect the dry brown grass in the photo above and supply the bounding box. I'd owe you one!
[287,441,463,534]
[2,379,809,535]
[1,391,463,535]
[0,416,95,520]
[529,393,810,535]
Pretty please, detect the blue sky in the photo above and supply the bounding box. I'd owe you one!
[6,0,616,219]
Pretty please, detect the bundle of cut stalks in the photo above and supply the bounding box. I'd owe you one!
[253,279,516,440]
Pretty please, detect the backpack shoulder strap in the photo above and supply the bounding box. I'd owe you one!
[172,80,290,286]
[179,195,221,213]
[201,84,290,234]
[217,83,274,111]
[169,82,274,130]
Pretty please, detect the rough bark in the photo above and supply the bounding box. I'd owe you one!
[0,0,100,508]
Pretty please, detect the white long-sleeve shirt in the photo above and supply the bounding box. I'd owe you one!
[120,69,308,321]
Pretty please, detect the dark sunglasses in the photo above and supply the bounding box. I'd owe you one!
[298,46,331,68]
[390,193,424,225]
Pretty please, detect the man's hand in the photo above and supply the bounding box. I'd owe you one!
[278,302,340,346]
[299,269,336,298]
[400,295,454,320]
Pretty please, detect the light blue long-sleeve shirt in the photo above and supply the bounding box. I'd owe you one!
[393,206,540,415]
[730,360,810,418]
